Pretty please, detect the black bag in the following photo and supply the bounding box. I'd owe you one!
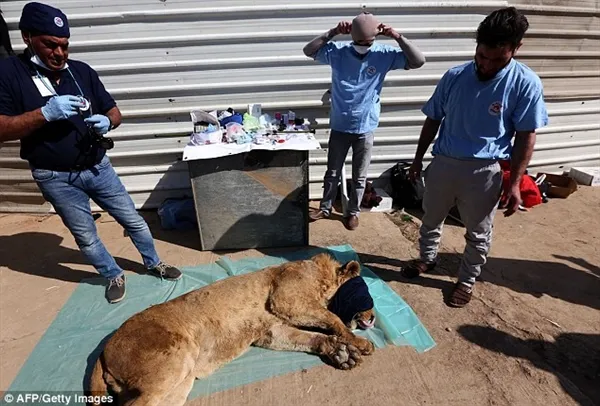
[390,161,421,210]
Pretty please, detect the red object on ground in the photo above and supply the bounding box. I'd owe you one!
[499,160,542,208]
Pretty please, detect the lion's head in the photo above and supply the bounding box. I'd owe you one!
[349,308,376,330]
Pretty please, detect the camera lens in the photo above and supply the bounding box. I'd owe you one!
[99,136,114,150]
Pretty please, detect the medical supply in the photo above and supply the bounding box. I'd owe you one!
[248,103,262,118]
[218,110,232,121]
[187,106,316,149]
[225,122,248,144]
[190,110,219,133]
[190,124,223,145]
[242,113,261,132]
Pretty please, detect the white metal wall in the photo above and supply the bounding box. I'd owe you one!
[0,1,598,213]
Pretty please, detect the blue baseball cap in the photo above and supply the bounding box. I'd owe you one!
[19,2,70,38]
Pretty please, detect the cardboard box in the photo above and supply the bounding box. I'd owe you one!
[569,167,600,187]
[537,173,578,198]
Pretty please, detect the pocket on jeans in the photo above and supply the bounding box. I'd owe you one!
[97,155,111,168]
[31,169,56,182]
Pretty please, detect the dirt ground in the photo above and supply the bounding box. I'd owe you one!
[1,187,599,406]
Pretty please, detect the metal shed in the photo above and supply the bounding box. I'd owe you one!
[1,1,598,213]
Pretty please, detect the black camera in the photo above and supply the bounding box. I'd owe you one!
[78,103,115,150]
[87,127,114,150]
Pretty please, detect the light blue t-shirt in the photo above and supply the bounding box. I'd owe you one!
[315,41,407,134]
[422,59,549,160]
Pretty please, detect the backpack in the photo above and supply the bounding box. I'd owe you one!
[390,162,422,210]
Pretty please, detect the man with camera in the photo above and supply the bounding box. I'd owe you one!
[0,2,182,304]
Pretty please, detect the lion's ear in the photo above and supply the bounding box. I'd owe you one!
[338,260,361,277]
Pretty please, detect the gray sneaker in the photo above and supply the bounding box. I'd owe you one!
[106,275,126,304]
[149,262,182,281]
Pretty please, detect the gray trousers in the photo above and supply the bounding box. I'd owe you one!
[319,130,374,217]
[419,155,503,286]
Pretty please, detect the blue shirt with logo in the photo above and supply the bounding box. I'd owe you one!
[0,52,116,170]
[422,59,549,160]
[314,41,407,135]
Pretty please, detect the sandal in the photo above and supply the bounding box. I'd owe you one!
[400,259,437,279]
[447,282,473,308]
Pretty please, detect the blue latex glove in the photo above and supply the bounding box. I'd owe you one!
[84,114,111,135]
[41,95,85,121]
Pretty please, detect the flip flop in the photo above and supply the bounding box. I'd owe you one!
[447,282,473,308]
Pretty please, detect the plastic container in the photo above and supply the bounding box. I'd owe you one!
[190,125,223,145]
[226,122,249,143]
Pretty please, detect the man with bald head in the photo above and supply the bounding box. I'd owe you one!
[304,12,425,230]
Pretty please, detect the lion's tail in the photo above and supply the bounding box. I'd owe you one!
[86,353,108,406]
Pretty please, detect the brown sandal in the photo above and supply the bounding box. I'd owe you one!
[400,259,437,279]
[447,282,473,308]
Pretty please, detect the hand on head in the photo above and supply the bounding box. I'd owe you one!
[377,23,401,40]
[334,21,352,35]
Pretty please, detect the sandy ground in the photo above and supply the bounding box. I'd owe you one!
[0,187,599,406]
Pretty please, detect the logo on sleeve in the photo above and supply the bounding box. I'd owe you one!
[488,101,503,116]
[54,17,64,27]
[367,66,377,75]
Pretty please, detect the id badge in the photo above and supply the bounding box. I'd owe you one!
[32,76,55,97]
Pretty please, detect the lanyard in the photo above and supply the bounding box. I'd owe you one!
[34,66,93,116]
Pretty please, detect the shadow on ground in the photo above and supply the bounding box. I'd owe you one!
[140,210,201,250]
[0,232,149,284]
[458,325,600,406]
[140,204,600,314]
[357,250,600,312]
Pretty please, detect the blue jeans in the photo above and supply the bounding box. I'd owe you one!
[319,130,374,216]
[31,155,161,280]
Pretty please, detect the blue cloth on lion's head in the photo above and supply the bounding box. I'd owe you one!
[19,2,70,38]
[328,276,374,325]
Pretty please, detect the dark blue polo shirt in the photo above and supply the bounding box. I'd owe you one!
[0,52,116,171]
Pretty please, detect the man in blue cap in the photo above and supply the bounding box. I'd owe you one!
[0,2,182,304]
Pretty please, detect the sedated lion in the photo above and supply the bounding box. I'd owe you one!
[87,253,376,405]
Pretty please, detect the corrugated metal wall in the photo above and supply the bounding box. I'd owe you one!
[1,1,598,213]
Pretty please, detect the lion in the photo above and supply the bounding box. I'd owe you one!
[87,253,376,405]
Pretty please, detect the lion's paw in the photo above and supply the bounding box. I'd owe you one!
[326,338,362,370]
[352,336,375,356]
